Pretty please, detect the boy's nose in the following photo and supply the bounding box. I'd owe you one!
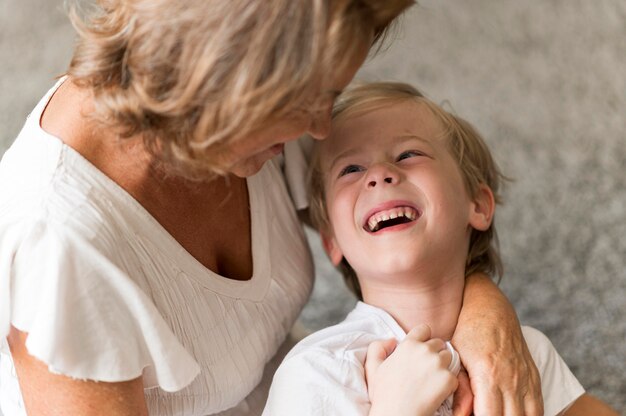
[366,164,399,188]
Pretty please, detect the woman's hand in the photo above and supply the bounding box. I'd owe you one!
[452,369,474,416]
[365,324,458,416]
[452,273,543,416]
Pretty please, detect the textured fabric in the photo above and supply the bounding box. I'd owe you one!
[264,302,585,416]
[0,79,314,415]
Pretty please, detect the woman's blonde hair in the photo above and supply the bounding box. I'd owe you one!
[65,0,414,178]
[309,82,506,300]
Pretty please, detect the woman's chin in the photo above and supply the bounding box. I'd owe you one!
[228,155,271,178]
[225,144,286,178]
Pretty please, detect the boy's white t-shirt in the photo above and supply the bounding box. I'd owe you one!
[0,79,315,415]
[263,302,585,416]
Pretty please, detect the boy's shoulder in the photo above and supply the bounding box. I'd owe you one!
[520,326,586,416]
[285,302,402,367]
[264,303,399,414]
[521,325,565,370]
[521,326,552,357]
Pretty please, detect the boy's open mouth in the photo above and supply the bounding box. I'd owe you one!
[364,206,420,233]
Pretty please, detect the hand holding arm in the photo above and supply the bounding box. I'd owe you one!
[451,273,543,416]
[366,324,458,416]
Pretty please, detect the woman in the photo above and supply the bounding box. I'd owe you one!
[0,0,540,415]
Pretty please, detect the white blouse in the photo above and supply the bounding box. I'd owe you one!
[0,79,314,415]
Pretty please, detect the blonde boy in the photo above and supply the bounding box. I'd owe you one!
[263,83,613,416]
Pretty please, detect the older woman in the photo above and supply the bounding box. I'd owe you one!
[0,0,541,415]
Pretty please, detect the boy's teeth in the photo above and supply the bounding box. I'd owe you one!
[366,206,419,232]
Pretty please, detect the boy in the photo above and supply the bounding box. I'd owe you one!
[263,82,617,415]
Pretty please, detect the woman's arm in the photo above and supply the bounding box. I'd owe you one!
[451,273,543,416]
[8,326,149,416]
[562,394,619,416]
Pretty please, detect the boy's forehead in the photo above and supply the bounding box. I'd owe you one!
[320,100,445,163]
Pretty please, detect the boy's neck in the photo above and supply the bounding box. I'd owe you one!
[360,272,465,340]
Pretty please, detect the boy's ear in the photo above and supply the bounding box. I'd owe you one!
[468,184,495,231]
[320,230,344,266]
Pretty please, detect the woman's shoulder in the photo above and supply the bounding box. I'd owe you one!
[1,133,146,254]
[0,78,139,242]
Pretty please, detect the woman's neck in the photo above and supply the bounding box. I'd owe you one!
[40,77,254,279]
[361,272,465,340]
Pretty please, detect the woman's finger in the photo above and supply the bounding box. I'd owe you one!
[471,379,503,416]
[452,370,473,416]
[522,350,544,416]
[502,389,525,416]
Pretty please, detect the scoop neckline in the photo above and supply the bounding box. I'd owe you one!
[30,77,272,300]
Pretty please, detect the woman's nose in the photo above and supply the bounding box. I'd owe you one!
[308,106,332,140]
[365,163,399,188]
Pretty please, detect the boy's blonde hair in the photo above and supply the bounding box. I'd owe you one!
[65,0,414,179]
[309,82,506,300]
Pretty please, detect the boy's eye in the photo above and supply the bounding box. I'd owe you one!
[396,150,424,161]
[338,164,364,177]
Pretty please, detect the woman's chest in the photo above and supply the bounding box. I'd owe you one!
[139,233,314,415]
[134,173,314,414]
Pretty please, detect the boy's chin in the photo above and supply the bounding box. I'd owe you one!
[354,255,422,277]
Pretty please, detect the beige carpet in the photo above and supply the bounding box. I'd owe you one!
[1,0,624,412]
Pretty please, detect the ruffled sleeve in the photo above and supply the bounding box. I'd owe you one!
[0,222,22,345]
[1,218,200,392]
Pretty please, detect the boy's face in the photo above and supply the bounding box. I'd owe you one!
[319,100,492,281]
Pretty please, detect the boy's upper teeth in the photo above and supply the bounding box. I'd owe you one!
[367,206,418,232]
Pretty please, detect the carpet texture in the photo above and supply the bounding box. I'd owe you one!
[1,0,624,412]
